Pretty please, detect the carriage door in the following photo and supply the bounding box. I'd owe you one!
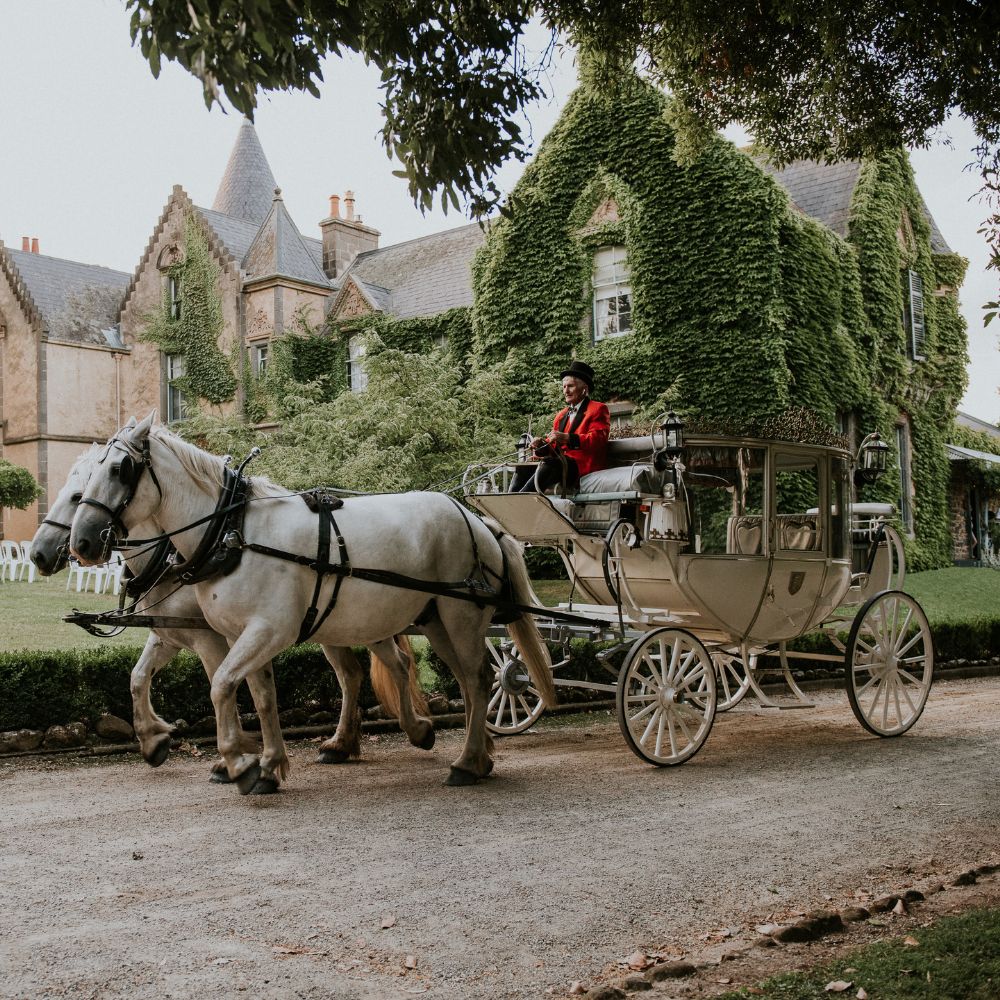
[751,450,828,642]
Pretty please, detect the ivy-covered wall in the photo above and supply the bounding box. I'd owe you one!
[467,74,970,569]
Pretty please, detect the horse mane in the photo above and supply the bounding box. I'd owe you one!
[148,426,288,500]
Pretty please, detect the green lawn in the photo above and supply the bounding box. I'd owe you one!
[722,906,1000,999]
[0,565,997,655]
[0,576,147,652]
[904,566,1000,622]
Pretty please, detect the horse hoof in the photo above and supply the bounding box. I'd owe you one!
[209,763,233,785]
[482,758,494,776]
[144,737,171,768]
[248,776,279,795]
[414,726,436,751]
[317,748,351,764]
[235,763,262,796]
[445,766,479,786]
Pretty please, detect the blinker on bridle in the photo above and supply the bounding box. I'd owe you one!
[79,437,163,553]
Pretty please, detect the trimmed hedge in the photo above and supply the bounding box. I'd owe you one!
[2,613,998,733]
[0,644,378,732]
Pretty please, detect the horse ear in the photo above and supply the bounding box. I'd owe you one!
[131,411,156,440]
[124,416,137,429]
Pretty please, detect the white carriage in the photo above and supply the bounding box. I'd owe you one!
[464,418,932,766]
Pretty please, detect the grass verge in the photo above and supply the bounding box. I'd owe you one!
[722,907,1000,999]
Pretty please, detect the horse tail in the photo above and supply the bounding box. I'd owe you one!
[370,634,429,720]
[490,523,557,709]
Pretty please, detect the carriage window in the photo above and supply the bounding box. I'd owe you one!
[592,246,632,342]
[830,457,850,559]
[683,446,765,555]
[775,454,821,552]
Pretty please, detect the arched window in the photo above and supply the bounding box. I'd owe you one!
[347,337,368,393]
[592,246,632,342]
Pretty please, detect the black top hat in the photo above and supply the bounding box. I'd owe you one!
[559,360,595,390]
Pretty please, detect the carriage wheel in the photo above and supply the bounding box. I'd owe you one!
[616,628,717,766]
[712,651,754,712]
[846,590,933,737]
[484,638,547,735]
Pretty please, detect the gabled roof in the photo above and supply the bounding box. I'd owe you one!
[957,411,1000,439]
[341,221,486,319]
[758,158,953,253]
[242,190,331,288]
[0,243,129,344]
[211,120,280,225]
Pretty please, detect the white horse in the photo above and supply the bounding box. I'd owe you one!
[37,443,431,793]
[70,415,555,788]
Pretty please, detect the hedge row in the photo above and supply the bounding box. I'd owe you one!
[2,615,998,732]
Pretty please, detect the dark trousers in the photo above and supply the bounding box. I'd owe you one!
[510,457,580,494]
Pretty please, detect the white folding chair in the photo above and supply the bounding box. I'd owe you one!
[105,552,126,595]
[1,540,22,582]
[18,541,36,583]
[66,559,90,592]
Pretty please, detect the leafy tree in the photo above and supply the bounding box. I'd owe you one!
[0,460,41,510]
[182,336,529,492]
[127,2,999,216]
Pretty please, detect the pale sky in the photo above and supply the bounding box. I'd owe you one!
[1,0,996,423]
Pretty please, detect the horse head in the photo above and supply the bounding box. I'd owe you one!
[30,445,103,575]
[70,412,159,565]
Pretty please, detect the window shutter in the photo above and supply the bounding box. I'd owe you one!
[908,270,926,360]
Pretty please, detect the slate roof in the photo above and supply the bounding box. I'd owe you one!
[759,158,953,253]
[946,443,1000,466]
[211,120,280,225]
[2,247,129,344]
[342,221,487,319]
[243,191,331,288]
[956,411,1000,439]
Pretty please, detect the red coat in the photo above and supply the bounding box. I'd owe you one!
[551,398,610,479]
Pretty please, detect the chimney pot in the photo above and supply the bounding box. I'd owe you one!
[30,238,39,254]
[329,194,340,219]
[344,190,355,222]
[21,237,30,251]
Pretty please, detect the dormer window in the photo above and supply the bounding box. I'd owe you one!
[347,337,368,393]
[592,246,632,343]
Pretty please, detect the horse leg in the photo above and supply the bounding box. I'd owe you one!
[209,627,287,795]
[130,633,182,767]
[243,662,289,793]
[367,636,435,752]
[185,632,262,785]
[420,608,494,785]
[316,646,364,764]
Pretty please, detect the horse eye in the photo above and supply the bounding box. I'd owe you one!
[111,463,123,479]
[71,492,82,504]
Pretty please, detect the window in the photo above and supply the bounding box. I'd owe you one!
[166,353,186,422]
[683,445,766,554]
[896,424,914,533]
[254,342,269,378]
[774,453,822,552]
[347,337,368,393]
[592,246,632,342]
[902,269,925,360]
[168,275,181,321]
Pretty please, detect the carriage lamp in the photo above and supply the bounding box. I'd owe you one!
[653,411,685,472]
[856,431,890,485]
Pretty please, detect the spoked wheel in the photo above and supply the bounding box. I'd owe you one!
[616,628,717,766]
[712,650,754,712]
[484,638,547,735]
[846,590,933,737]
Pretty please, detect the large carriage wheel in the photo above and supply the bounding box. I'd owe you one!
[846,590,933,737]
[484,638,547,735]
[712,650,754,712]
[616,628,717,766]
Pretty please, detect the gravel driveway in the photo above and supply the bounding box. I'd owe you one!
[2,676,999,999]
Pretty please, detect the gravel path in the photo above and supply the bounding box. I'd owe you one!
[2,676,999,999]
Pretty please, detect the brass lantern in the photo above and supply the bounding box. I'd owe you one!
[856,431,890,485]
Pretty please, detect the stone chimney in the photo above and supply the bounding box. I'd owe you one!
[319,191,379,279]
[30,238,39,254]
[21,237,30,251]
